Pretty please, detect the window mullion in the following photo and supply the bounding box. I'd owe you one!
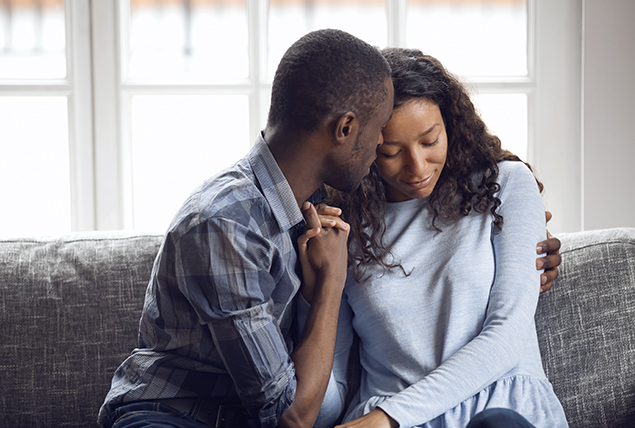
[387,0,407,47]
[248,0,267,144]
[68,0,95,232]
[91,0,124,231]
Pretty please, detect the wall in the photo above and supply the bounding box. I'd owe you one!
[582,0,635,230]
[533,0,583,234]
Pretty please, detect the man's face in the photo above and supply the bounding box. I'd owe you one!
[331,77,395,192]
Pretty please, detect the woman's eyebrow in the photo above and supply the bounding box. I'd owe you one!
[382,123,440,145]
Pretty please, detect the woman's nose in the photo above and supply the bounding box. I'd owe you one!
[407,149,427,176]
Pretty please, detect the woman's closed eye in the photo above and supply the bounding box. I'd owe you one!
[423,138,439,147]
[378,150,401,159]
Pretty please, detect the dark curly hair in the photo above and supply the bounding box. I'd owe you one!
[267,29,391,135]
[327,48,543,282]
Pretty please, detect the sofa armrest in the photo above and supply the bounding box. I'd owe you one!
[536,227,635,428]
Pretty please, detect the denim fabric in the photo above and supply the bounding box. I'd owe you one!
[105,402,210,428]
[467,408,536,428]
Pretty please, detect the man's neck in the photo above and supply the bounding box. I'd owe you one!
[264,126,325,208]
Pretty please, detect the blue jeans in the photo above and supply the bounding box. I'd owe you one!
[104,402,212,428]
[467,408,536,428]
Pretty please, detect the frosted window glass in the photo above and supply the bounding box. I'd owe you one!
[268,0,387,78]
[126,0,248,81]
[406,0,527,77]
[0,0,66,78]
[0,96,71,237]
[130,94,250,231]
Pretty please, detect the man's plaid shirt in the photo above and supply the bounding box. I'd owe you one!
[98,135,327,427]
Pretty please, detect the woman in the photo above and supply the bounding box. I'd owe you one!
[307,48,568,428]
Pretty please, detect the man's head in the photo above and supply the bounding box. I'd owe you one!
[267,29,391,137]
[267,29,393,192]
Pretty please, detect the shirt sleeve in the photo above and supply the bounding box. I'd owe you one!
[173,215,296,428]
[377,163,547,427]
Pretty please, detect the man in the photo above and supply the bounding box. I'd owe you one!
[98,29,394,428]
[98,29,561,428]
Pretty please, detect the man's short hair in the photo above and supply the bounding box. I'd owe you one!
[268,29,391,135]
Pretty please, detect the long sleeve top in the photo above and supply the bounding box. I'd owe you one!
[324,161,568,428]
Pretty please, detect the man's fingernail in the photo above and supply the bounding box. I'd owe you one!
[541,275,547,284]
[537,245,544,253]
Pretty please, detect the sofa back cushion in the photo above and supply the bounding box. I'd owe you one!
[0,232,162,428]
[535,227,635,428]
[2,228,634,427]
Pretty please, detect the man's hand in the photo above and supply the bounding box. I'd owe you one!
[537,211,562,293]
[335,409,398,428]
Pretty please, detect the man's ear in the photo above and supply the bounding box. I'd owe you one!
[334,112,359,146]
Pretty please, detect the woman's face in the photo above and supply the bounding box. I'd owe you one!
[376,98,448,202]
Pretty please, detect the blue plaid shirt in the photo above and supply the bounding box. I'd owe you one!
[98,135,327,427]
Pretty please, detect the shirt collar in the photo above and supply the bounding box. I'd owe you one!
[248,134,327,232]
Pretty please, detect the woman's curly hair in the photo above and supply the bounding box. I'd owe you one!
[327,48,543,283]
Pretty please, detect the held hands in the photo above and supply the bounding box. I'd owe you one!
[334,409,398,428]
[537,211,562,293]
[297,202,350,303]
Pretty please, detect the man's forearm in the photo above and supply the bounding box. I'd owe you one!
[278,270,345,428]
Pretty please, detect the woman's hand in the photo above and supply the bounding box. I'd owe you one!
[537,211,562,293]
[313,203,350,232]
[335,409,398,428]
[297,202,350,303]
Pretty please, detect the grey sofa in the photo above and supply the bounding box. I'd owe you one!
[1,228,634,427]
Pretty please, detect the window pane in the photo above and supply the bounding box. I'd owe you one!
[126,0,248,81]
[0,0,66,79]
[130,94,250,231]
[268,0,387,78]
[472,93,527,160]
[406,0,527,77]
[0,96,71,237]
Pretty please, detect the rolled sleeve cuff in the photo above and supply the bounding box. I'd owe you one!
[252,367,297,428]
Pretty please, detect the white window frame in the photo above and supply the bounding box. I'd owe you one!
[3,0,579,234]
[0,1,94,232]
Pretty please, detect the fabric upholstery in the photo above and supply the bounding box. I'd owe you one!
[0,228,634,427]
[536,227,635,428]
[0,232,162,427]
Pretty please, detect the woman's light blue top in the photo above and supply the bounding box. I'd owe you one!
[317,161,568,428]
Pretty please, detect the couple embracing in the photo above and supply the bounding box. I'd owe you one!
[98,29,567,428]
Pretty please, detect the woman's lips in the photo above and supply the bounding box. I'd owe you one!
[405,174,434,189]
